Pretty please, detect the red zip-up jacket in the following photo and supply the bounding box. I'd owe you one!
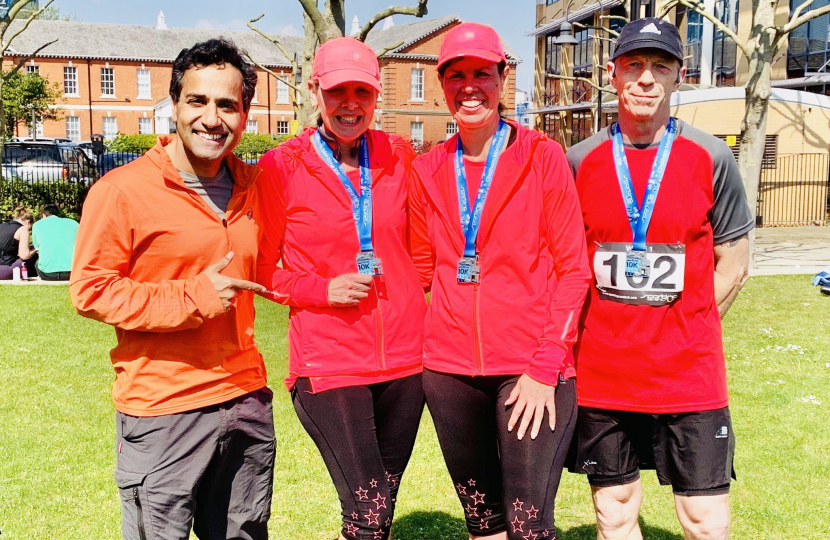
[256,128,427,392]
[410,122,591,385]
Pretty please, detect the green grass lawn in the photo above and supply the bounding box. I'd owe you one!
[1,275,828,539]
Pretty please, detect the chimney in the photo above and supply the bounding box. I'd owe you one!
[382,14,395,30]
[157,11,167,30]
[350,15,360,36]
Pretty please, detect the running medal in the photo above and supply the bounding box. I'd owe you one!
[457,255,480,284]
[625,248,650,278]
[454,120,510,285]
[356,250,383,277]
[313,130,383,278]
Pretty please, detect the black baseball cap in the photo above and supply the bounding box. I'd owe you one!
[611,17,684,64]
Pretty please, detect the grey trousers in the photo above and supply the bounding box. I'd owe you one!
[114,388,276,540]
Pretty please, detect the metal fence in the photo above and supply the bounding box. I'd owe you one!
[1,150,271,219]
[756,153,830,227]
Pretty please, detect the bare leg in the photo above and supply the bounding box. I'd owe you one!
[592,480,644,540]
[674,493,730,540]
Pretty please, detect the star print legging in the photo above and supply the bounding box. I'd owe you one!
[291,374,425,540]
[423,369,577,540]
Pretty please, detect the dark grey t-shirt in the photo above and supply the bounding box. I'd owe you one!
[179,167,234,219]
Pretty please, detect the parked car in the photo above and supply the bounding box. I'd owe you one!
[2,141,99,184]
[96,152,142,176]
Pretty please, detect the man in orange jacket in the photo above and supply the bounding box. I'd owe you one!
[70,38,273,540]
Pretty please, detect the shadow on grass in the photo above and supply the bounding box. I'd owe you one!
[392,511,468,540]
[560,519,683,539]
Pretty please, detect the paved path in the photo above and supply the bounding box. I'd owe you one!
[753,227,830,276]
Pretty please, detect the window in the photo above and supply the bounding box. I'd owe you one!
[64,66,78,95]
[680,7,704,83]
[25,64,39,74]
[137,69,151,99]
[66,116,81,141]
[712,0,739,86]
[572,26,594,103]
[410,68,424,100]
[375,119,382,131]
[276,121,290,135]
[277,77,289,103]
[788,0,830,95]
[410,121,424,142]
[571,111,593,146]
[102,117,118,140]
[246,120,258,134]
[446,121,458,137]
[101,67,115,97]
[28,118,43,139]
[544,35,563,107]
[138,117,153,134]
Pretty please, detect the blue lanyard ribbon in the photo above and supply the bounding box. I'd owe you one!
[455,119,509,257]
[610,117,677,251]
[312,130,374,252]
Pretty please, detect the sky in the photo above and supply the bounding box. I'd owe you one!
[49,0,539,91]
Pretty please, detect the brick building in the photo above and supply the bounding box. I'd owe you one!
[3,14,519,145]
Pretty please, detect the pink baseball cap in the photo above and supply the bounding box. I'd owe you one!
[437,22,507,72]
[311,37,382,92]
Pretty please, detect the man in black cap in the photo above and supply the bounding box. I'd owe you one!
[566,17,754,540]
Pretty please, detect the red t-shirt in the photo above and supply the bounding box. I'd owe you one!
[566,120,754,413]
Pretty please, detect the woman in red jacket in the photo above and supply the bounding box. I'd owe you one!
[256,37,427,540]
[410,23,591,540]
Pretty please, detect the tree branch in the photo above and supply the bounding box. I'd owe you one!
[667,0,751,58]
[4,38,58,80]
[357,0,428,41]
[248,14,297,72]
[298,0,329,43]
[3,0,54,49]
[546,72,616,94]
[376,40,405,58]
[6,0,38,22]
[789,0,818,24]
[780,3,830,35]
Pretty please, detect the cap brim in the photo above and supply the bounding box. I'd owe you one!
[437,49,505,71]
[317,70,382,92]
[610,41,684,63]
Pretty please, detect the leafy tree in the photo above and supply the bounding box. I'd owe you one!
[106,133,158,153]
[233,133,290,157]
[2,70,63,139]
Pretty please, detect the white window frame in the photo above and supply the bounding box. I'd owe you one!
[136,69,151,99]
[29,118,44,139]
[64,66,78,96]
[246,119,258,134]
[66,116,81,142]
[276,120,290,135]
[138,117,153,135]
[410,68,424,101]
[25,64,39,74]
[410,121,424,142]
[102,117,118,140]
[101,67,115,98]
[446,121,458,137]
[276,77,289,104]
[375,119,382,131]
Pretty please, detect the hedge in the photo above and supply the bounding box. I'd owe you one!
[0,179,89,221]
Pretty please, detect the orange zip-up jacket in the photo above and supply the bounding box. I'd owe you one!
[256,128,427,393]
[410,122,591,385]
[70,136,267,417]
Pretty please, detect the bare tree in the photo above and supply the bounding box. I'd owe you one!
[249,0,429,125]
[0,0,57,162]
[657,0,830,261]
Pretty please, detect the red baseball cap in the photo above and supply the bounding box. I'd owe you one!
[437,22,507,72]
[311,37,382,92]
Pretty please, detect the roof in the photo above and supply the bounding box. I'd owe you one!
[527,0,624,37]
[3,16,520,66]
[3,19,305,66]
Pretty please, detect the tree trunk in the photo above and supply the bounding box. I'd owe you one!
[299,10,318,126]
[736,0,776,267]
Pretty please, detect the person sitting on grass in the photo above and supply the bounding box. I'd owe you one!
[31,204,78,281]
[0,205,36,280]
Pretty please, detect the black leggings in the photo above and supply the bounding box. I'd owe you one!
[291,374,425,540]
[423,369,577,540]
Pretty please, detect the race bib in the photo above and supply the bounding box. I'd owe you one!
[593,242,685,306]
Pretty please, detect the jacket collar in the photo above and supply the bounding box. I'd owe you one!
[417,120,544,255]
[295,127,396,209]
[146,134,261,190]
